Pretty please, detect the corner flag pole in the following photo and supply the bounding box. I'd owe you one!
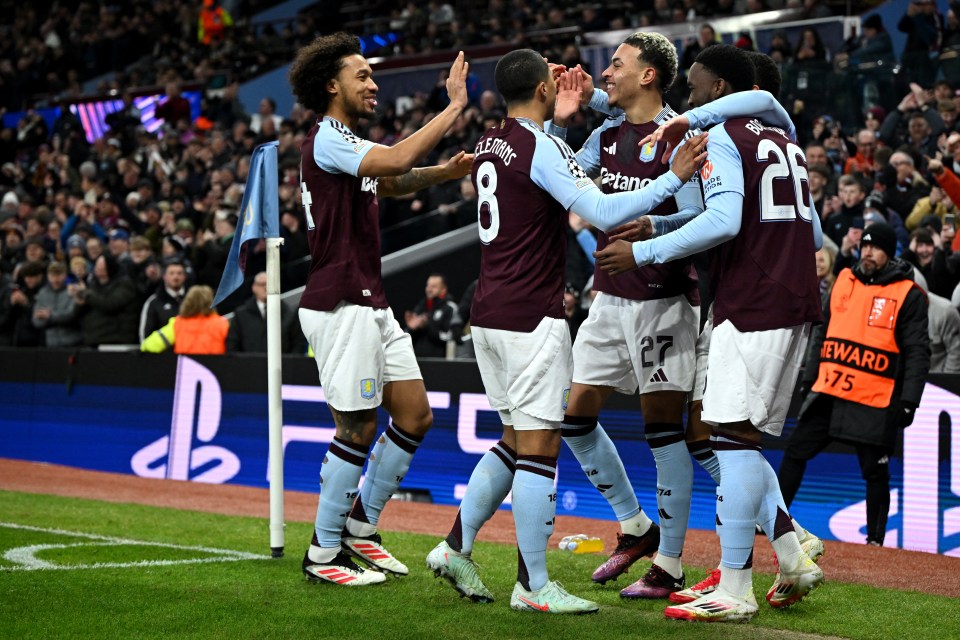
[212,140,284,558]
[266,236,285,557]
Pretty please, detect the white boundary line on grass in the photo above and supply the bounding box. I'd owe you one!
[0,522,270,571]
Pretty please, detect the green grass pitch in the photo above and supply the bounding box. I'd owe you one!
[1,491,955,640]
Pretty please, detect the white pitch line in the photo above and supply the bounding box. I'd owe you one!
[0,522,270,572]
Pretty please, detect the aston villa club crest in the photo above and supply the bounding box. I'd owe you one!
[639,141,657,162]
[360,378,376,399]
[562,387,570,410]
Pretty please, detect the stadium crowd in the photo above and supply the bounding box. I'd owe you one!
[2,0,960,374]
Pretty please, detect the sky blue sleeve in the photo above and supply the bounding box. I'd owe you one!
[530,129,684,232]
[650,210,700,236]
[576,229,597,265]
[632,125,743,265]
[700,124,745,200]
[576,125,603,177]
[545,120,567,139]
[812,201,823,250]
[686,91,797,142]
[632,191,742,266]
[588,89,621,117]
[313,124,377,177]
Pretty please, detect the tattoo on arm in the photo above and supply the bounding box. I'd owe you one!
[331,408,377,444]
[378,166,446,197]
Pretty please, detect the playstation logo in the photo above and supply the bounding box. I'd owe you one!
[131,356,240,483]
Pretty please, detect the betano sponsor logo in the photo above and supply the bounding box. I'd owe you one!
[599,167,654,192]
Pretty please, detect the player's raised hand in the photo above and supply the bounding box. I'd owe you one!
[574,65,595,105]
[594,240,638,275]
[553,70,583,126]
[443,151,475,180]
[546,60,567,80]
[446,51,470,109]
[638,115,692,164]
[608,217,653,243]
[669,133,708,183]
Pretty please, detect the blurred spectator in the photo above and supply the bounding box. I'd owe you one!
[250,98,283,135]
[824,175,868,246]
[795,27,828,62]
[880,89,944,156]
[226,271,305,354]
[898,0,943,89]
[156,82,192,129]
[845,14,895,68]
[5,260,46,346]
[32,261,80,347]
[844,129,880,178]
[906,184,955,230]
[139,259,187,342]
[72,254,140,347]
[925,287,960,373]
[901,227,956,297]
[198,0,234,47]
[808,164,831,216]
[882,151,931,221]
[404,273,460,358]
[128,236,162,300]
[141,284,228,355]
[815,246,837,301]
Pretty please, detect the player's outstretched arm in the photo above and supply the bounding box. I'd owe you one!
[569,134,706,232]
[594,191,742,275]
[357,52,470,178]
[378,151,474,197]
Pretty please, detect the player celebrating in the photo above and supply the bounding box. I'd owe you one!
[546,32,708,599]
[596,44,825,623]
[290,33,474,587]
[425,48,707,613]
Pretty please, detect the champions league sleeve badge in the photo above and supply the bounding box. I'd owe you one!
[639,141,657,162]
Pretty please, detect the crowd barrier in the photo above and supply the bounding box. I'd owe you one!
[1,348,956,556]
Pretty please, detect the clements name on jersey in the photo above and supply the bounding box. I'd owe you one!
[474,137,517,165]
[743,118,789,140]
[600,167,654,192]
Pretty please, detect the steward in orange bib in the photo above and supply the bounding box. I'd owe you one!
[778,223,929,546]
[141,285,228,355]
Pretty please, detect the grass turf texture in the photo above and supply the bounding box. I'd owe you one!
[1,491,955,640]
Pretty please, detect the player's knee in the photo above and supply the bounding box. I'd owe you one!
[404,405,433,436]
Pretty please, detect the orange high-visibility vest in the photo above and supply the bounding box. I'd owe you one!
[812,268,916,408]
[173,315,229,355]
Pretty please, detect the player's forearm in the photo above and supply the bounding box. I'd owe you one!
[378,165,451,197]
[360,104,463,177]
[650,208,702,237]
[687,91,795,141]
[632,191,743,265]
[587,89,620,117]
[570,171,683,232]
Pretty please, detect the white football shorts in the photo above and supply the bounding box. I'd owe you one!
[701,320,811,436]
[300,302,421,412]
[472,316,572,430]
[572,292,699,395]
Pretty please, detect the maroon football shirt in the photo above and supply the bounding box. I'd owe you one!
[707,117,822,331]
[470,119,569,332]
[298,120,388,312]
[592,116,699,303]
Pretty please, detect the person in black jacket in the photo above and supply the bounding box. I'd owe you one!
[226,271,305,354]
[403,273,460,358]
[72,253,140,346]
[778,223,930,546]
[139,259,187,342]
